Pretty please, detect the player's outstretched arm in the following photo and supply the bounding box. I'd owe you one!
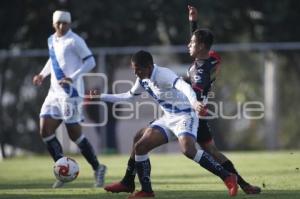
[86,88,135,103]
[100,92,136,103]
[91,78,143,103]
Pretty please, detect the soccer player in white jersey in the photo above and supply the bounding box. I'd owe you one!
[32,10,106,188]
[101,50,238,198]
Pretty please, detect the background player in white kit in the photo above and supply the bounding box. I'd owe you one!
[32,10,106,188]
[101,50,238,198]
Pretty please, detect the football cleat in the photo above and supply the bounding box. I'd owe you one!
[52,180,65,188]
[224,174,238,197]
[94,164,107,187]
[241,184,261,194]
[104,182,135,193]
[128,191,155,198]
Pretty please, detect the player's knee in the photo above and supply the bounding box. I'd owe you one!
[134,142,144,154]
[133,128,145,144]
[134,140,149,154]
[69,134,79,142]
[181,147,195,159]
[66,131,80,142]
[40,127,54,137]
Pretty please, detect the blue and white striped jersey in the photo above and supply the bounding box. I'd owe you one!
[40,30,94,98]
[101,65,198,115]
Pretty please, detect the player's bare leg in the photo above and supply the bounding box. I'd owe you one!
[66,123,106,187]
[40,118,64,161]
[40,118,65,188]
[127,127,167,198]
[104,128,146,193]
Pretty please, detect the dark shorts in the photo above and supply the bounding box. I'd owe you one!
[197,119,213,145]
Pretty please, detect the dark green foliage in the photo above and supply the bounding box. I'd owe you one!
[0,0,300,153]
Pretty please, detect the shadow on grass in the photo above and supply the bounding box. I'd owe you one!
[0,173,216,189]
[1,190,300,199]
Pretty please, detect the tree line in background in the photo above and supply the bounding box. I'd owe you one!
[1,0,300,156]
[1,0,300,48]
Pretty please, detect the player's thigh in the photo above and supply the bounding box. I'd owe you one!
[40,117,62,137]
[150,116,177,142]
[134,127,168,154]
[65,123,82,142]
[60,97,84,124]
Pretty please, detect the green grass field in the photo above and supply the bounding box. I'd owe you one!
[0,151,299,199]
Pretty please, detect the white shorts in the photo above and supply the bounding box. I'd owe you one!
[39,95,84,124]
[149,112,199,142]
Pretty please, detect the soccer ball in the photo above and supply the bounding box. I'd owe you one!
[53,157,79,182]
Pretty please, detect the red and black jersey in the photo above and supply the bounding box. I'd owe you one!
[186,51,220,101]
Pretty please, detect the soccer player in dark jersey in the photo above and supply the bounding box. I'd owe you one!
[104,5,261,196]
[185,6,261,194]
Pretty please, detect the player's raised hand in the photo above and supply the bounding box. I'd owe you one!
[32,74,44,86]
[188,5,198,21]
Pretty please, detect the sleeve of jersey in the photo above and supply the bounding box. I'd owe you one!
[39,59,51,77]
[174,78,198,106]
[69,37,96,80]
[100,79,143,103]
[69,55,96,80]
[74,36,93,59]
[100,92,135,103]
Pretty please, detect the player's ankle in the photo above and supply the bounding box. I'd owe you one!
[120,180,135,187]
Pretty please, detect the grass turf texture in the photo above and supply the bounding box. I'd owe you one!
[0,151,299,199]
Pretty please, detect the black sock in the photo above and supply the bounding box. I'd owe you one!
[121,158,136,186]
[196,151,230,180]
[135,158,153,193]
[43,135,63,161]
[222,160,249,187]
[77,137,100,171]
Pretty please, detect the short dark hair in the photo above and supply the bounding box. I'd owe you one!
[193,28,214,50]
[131,50,154,68]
